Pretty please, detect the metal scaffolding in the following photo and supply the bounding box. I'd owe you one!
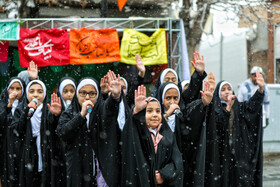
[2,18,183,78]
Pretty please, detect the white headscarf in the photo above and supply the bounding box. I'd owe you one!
[76,79,99,98]
[160,68,178,85]
[26,80,46,172]
[162,84,180,132]
[161,84,181,105]
[181,80,190,89]
[218,81,233,105]
[7,79,24,115]
[59,79,76,108]
[117,77,128,131]
[76,79,99,129]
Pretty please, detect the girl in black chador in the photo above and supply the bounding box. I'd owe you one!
[0,77,26,187]
[10,80,62,187]
[54,77,76,186]
[155,81,213,186]
[56,71,122,187]
[205,71,265,187]
[121,85,184,187]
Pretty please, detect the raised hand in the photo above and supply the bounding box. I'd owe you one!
[134,85,148,114]
[47,93,62,116]
[28,61,38,80]
[200,81,214,106]
[107,70,121,98]
[192,50,205,74]
[226,95,237,112]
[135,54,146,78]
[208,72,216,92]
[256,71,265,93]
[7,91,18,107]
[100,75,109,95]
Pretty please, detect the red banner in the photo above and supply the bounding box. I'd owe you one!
[0,41,9,62]
[18,28,70,67]
[70,28,121,65]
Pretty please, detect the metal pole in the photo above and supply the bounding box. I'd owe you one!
[220,32,223,81]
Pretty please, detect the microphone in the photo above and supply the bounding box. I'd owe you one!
[65,100,71,109]
[28,98,38,117]
[170,104,183,118]
[87,105,92,113]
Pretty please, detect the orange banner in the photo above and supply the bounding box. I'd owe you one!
[70,28,121,65]
[118,0,127,11]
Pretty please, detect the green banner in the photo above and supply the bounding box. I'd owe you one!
[0,22,20,41]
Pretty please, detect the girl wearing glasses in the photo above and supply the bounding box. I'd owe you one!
[57,72,122,187]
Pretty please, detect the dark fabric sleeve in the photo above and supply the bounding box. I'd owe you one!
[181,71,207,105]
[101,93,109,101]
[96,95,122,187]
[215,106,231,127]
[102,95,120,129]
[56,112,87,141]
[47,108,60,134]
[0,101,9,135]
[240,90,264,114]
[121,108,153,187]
[159,135,183,186]
[181,99,206,141]
[9,103,29,138]
[127,75,144,108]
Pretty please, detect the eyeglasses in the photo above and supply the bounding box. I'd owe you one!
[79,91,97,98]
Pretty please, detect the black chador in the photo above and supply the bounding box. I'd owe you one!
[54,77,77,187]
[121,103,183,187]
[0,77,26,187]
[204,81,264,187]
[56,77,122,187]
[10,80,59,187]
[155,82,207,186]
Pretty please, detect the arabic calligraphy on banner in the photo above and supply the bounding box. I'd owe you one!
[120,28,168,65]
[70,28,121,65]
[18,28,70,67]
[0,22,20,41]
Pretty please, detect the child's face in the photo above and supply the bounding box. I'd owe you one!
[163,88,179,111]
[220,84,233,102]
[146,101,162,129]
[62,85,75,102]
[28,83,44,105]
[77,85,97,107]
[8,82,22,100]
[163,72,177,84]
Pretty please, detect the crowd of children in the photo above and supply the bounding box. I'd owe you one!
[0,52,265,187]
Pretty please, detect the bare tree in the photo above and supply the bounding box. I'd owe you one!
[179,0,272,63]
